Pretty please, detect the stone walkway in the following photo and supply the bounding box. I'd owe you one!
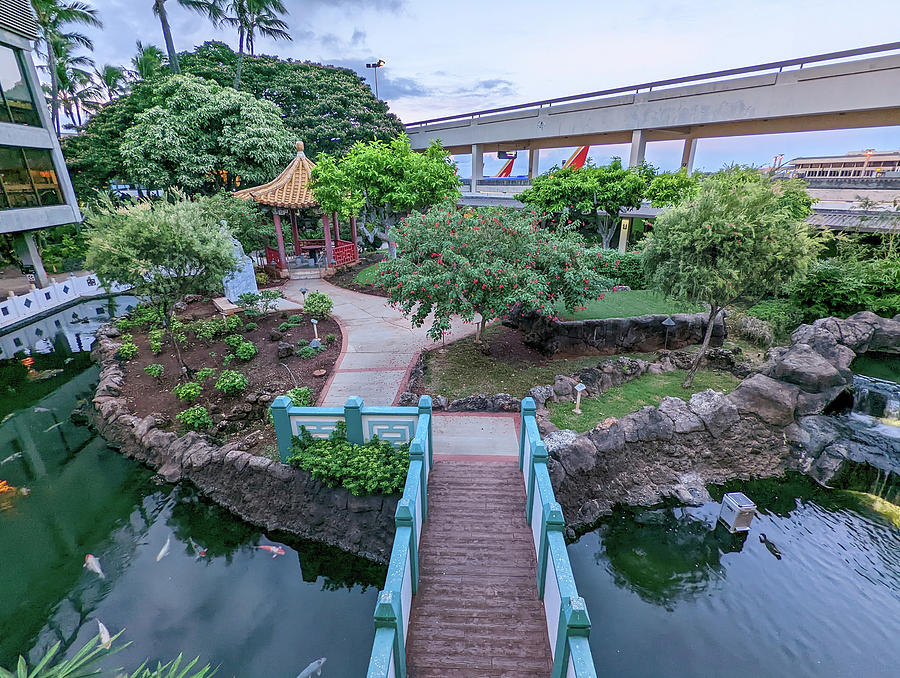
[280,278,521,456]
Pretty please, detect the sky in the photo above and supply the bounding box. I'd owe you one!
[77,0,900,175]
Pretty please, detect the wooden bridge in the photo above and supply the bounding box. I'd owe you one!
[269,395,598,677]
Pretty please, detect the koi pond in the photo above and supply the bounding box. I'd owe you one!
[568,474,900,678]
[1,300,381,676]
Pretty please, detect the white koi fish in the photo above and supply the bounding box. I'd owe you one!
[44,421,65,432]
[97,619,112,649]
[156,536,171,562]
[1,452,22,466]
[296,658,326,678]
[33,407,51,413]
[84,554,105,579]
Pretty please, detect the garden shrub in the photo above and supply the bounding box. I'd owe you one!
[296,338,310,348]
[173,381,202,402]
[170,318,187,345]
[235,340,258,361]
[215,369,249,395]
[595,249,646,288]
[224,334,243,351]
[325,333,337,346]
[244,322,258,332]
[729,312,774,347]
[148,328,165,355]
[222,354,234,366]
[255,272,269,286]
[304,292,333,318]
[224,314,243,332]
[116,334,138,360]
[288,314,303,324]
[286,422,409,496]
[193,318,221,344]
[196,367,216,382]
[259,289,283,313]
[787,258,871,321]
[296,346,318,359]
[278,322,290,332]
[144,363,164,381]
[177,404,213,431]
[287,386,313,407]
[746,299,804,338]
[116,304,163,331]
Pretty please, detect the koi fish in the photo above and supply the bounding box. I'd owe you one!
[0,480,15,494]
[156,536,171,562]
[1,413,13,424]
[188,537,207,557]
[44,421,65,432]
[0,452,22,466]
[256,545,286,558]
[296,658,326,678]
[97,619,112,649]
[84,554,105,579]
[33,407,51,413]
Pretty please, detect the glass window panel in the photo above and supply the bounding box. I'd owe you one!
[0,45,40,127]
[0,145,37,208]
[23,148,63,206]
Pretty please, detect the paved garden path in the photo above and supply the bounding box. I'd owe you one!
[281,278,522,456]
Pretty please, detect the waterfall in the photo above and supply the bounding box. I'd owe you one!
[852,375,900,421]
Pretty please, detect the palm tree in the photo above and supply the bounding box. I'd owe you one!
[46,36,97,129]
[151,0,222,74]
[31,0,102,137]
[131,41,167,80]
[94,64,129,102]
[219,0,291,89]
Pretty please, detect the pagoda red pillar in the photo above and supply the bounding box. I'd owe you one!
[350,216,358,249]
[332,211,340,243]
[273,213,288,270]
[289,209,300,254]
[322,213,334,267]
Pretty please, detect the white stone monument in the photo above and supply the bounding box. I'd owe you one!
[222,236,259,304]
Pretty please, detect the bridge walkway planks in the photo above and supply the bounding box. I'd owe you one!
[405,459,552,678]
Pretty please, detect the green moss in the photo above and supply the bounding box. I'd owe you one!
[556,289,702,321]
[548,369,741,432]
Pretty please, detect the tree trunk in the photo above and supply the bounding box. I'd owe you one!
[474,314,487,344]
[156,1,181,74]
[683,305,719,388]
[233,29,245,89]
[48,40,59,137]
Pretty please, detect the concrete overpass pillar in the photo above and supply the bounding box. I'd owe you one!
[471,144,484,193]
[628,130,646,168]
[13,232,49,289]
[680,138,698,175]
[529,148,540,179]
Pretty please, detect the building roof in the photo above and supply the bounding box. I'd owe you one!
[787,151,900,165]
[808,209,899,233]
[233,141,318,209]
[0,0,39,40]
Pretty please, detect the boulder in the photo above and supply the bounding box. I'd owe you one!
[529,384,555,408]
[559,435,599,476]
[726,374,799,426]
[269,330,283,342]
[553,375,578,398]
[543,429,579,460]
[770,343,845,393]
[657,397,705,434]
[688,389,739,437]
[276,341,294,359]
[432,395,449,410]
[585,420,625,455]
[397,391,418,406]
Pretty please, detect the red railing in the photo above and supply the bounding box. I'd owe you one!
[333,241,358,266]
[266,240,358,269]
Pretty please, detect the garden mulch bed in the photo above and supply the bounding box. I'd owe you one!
[328,253,391,299]
[117,298,341,457]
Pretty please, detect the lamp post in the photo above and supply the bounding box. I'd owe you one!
[573,383,586,415]
[365,59,385,99]
[299,286,307,303]
[662,316,675,350]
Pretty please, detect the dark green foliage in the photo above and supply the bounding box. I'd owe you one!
[148,328,165,354]
[37,223,89,273]
[117,334,138,360]
[303,292,333,318]
[194,318,223,344]
[287,314,303,324]
[286,422,410,496]
[144,363,164,381]
[325,333,337,345]
[278,322,290,332]
[195,367,216,382]
[177,404,213,431]
[244,322,258,332]
[117,304,164,331]
[215,369,249,395]
[198,191,274,254]
[746,299,804,337]
[178,41,405,160]
[595,249,646,288]
[295,338,310,348]
[286,386,313,407]
[296,346,318,359]
[173,381,202,402]
[224,334,243,351]
[235,341,258,361]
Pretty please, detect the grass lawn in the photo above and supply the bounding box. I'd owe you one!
[422,325,657,400]
[548,368,741,432]
[557,289,702,321]
[353,262,383,285]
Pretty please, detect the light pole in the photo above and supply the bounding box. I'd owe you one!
[366,59,385,99]
[662,316,675,350]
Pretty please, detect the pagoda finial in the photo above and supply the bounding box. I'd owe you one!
[296,140,305,153]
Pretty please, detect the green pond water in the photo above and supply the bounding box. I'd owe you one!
[568,475,900,678]
[0,328,382,676]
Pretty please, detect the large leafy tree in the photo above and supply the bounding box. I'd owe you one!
[518,159,649,249]
[86,194,237,371]
[179,42,405,158]
[119,74,295,193]
[312,136,460,258]
[217,0,292,89]
[643,167,819,387]
[644,169,700,207]
[379,204,615,342]
[31,0,102,136]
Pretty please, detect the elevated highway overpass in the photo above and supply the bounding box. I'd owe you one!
[406,42,900,191]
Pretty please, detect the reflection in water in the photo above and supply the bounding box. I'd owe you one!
[570,475,900,678]
[1,346,381,676]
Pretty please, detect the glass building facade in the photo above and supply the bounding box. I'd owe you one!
[0,42,40,127]
[0,145,64,209]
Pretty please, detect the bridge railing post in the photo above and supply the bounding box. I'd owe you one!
[417,394,433,467]
[370,590,407,678]
[526,440,547,526]
[519,397,536,472]
[344,396,365,444]
[537,500,564,599]
[552,596,593,678]
[395,497,419,593]
[269,395,293,463]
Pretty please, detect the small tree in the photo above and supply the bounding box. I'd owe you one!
[379,204,615,342]
[645,169,700,207]
[86,195,237,371]
[311,136,460,258]
[518,158,648,248]
[643,167,819,387]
